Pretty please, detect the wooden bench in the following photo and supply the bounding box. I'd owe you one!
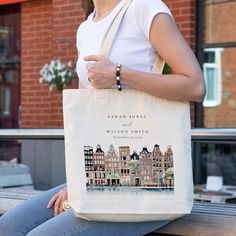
[153,202,236,236]
[1,190,236,235]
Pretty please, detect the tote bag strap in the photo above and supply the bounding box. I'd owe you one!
[99,0,132,58]
[99,0,165,74]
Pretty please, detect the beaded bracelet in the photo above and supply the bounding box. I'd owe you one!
[116,63,122,91]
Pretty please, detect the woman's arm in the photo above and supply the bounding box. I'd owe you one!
[122,13,206,102]
[84,13,206,102]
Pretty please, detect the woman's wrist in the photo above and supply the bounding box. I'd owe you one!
[119,66,137,88]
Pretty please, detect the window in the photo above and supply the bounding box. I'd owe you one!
[0,4,21,128]
[203,48,223,107]
[196,1,236,128]
[0,4,21,162]
[0,86,11,116]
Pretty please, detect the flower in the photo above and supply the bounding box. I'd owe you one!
[39,59,76,92]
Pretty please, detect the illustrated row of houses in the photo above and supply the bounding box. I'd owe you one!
[84,144,174,187]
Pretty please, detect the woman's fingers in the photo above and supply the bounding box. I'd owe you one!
[59,191,68,214]
[84,55,116,89]
[54,196,62,216]
[47,194,58,209]
[59,199,64,214]
[47,187,68,216]
[84,55,102,62]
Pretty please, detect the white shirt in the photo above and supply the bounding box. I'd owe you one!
[76,0,173,89]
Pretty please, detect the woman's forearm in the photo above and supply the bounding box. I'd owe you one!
[122,67,206,102]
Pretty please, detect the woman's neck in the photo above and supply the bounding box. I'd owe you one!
[92,0,122,20]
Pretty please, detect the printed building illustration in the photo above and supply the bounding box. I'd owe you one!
[84,144,174,188]
[105,145,120,186]
[119,146,131,186]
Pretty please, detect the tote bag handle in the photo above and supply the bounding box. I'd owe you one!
[99,0,165,74]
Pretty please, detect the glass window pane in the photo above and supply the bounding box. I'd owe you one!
[193,141,236,204]
[0,4,21,128]
[204,51,215,63]
[0,140,20,162]
[206,68,215,101]
[193,142,236,188]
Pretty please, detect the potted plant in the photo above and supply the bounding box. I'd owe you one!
[39,59,76,92]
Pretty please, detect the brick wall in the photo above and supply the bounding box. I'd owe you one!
[21,0,197,128]
[21,0,82,128]
[21,0,52,127]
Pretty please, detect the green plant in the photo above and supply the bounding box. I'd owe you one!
[163,63,172,74]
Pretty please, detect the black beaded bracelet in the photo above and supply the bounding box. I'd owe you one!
[116,63,122,91]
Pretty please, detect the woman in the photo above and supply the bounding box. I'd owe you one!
[0,0,205,235]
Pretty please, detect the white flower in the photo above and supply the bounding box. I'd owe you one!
[61,70,67,78]
[47,75,53,82]
[49,63,54,73]
[39,59,75,91]
[55,59,64,71]
[67,61,72,67]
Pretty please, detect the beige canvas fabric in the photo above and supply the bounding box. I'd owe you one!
[63,0,193,222]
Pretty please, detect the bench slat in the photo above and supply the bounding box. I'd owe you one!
[0,189,42,214]
[156,214,236,236]
[192,202,236,216]
[156,202,236,235]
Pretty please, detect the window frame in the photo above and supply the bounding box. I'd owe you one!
[203,47,224,107]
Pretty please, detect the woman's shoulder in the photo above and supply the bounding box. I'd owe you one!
[132,0,170,12]
[76,20,88,51]
[130,0,173,25]
[77,19,88,35]
[76,12,94,39]
[129,0,173,38]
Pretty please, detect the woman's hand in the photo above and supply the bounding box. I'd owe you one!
[84,55,116,89]
[47,186,68,216]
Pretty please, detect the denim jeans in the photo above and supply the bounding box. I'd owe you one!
[0,184,171,236]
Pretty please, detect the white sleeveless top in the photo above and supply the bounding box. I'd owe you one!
[76,0,173,89]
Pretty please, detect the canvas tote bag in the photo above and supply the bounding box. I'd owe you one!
[63,0,193,222]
